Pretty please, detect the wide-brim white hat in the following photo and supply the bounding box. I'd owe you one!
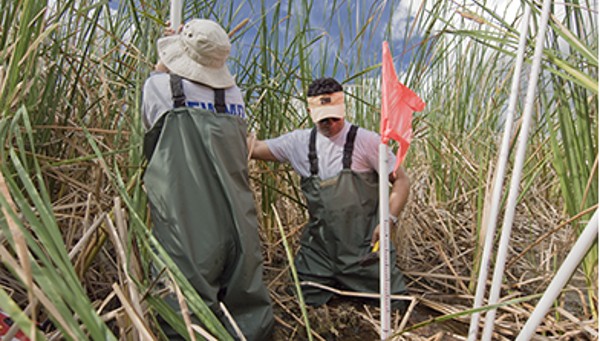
[157,19,235,89]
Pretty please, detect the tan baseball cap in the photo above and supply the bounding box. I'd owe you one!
[307,91,345,123]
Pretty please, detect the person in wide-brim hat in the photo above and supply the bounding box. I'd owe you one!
[141,18,274,341]
[156,18,235,89]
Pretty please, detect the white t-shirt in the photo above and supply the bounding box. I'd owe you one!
[142,72,246,130]
[265,122,396,179]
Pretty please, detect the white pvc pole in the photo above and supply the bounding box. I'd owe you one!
[516,210,598,340]
[467,6,531,341]
[170,0,183,29]
[379,143,391,340]
[481,0,553,339]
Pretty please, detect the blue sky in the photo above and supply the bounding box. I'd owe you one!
[228,0,421,79]
[107,0,421,80]
[238,1,389,78]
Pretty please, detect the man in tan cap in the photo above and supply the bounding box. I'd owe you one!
[142,19,274,341]
[250,77,410,311]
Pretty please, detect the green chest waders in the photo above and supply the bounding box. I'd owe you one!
[143,75,273,341]
[295,126,407,307]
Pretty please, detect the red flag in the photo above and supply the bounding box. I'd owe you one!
[0,311,31,341]
[380,41,426,173]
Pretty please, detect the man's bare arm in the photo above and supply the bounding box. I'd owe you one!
[388,167,410,218]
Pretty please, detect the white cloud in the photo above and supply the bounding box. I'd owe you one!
[391,0,424,42]
[390,0,522,39]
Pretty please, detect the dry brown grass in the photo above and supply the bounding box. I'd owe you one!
[0,137,596,340]
[249,160,598,340]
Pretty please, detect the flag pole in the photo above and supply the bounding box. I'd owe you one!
[379,41,425,340]
[170,0,183,29]
[379,143,391,340]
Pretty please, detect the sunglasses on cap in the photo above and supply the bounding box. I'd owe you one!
[318,117,341,124]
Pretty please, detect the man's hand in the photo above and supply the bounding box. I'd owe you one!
[247,134,278,161]
[371,224,380,247]
[247,132,257,161]
[371,215,399,246]
[163,21,183,36]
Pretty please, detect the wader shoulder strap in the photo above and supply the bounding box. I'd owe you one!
[143,114,166,161]
[308,128,318,176]
[170,74,186,108]
[144,75,228,161]
[172,74,226,113]
[214,88,226,113]
[142,74,185,160]
[342,125,358,169]
[307,125,358,175]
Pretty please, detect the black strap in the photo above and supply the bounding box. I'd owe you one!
[214,88,226,113]
[342,125,358,169]
[144,74,184,161]
[307,125,359,175]
[308,128,318,176]
[143,114,167,161]
[171,73,227,113]
[170,74,186,108]
[146,75,227,162]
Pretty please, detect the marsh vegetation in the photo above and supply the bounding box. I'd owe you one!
[0,0,597,339]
